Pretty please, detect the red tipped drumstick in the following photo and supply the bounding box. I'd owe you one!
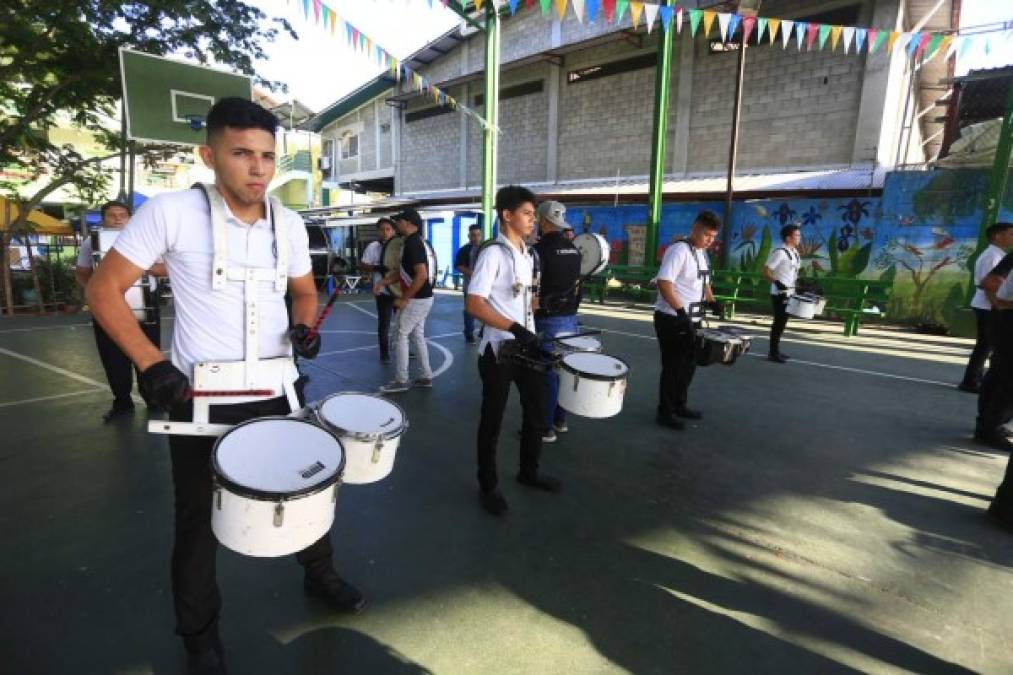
[307,288,342,341]
[186,389,277,399]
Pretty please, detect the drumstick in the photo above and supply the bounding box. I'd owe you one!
[186,389,277,398]
[306,287,342,341]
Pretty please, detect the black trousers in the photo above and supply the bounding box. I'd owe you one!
[961,308,992,388]
[476,344,546,492]
[978,310,1013,436]
[167,393,333,650]
[653,311,697,417]
[769,293,789,356]
[375,293,395,359]
[93,314,161,406]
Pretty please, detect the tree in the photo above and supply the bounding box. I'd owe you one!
[0,0,295,315]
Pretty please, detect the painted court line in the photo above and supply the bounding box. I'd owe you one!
[0,346,113,389]
[0,389,104,409]
[589,326,953,388]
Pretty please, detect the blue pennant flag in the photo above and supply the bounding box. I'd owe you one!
[855,27,867,52]
[509,0,520,13]
[659,5,673,31]
[587,0,601,22]
[906,32,922,56]
[728,13,742,40]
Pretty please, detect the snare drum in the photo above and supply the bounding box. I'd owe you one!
[555,334,603,354]
[573,233,609,277]
[695,328,751,367]
[557,352,629,418]
[786,294,817,319]
[212,417,344,557]
[315,393,408,484]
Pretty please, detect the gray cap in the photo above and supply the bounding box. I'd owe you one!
[537,200,570,230]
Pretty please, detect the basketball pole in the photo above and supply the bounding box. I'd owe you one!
[117,100,128,203]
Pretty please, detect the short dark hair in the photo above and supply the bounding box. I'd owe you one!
[376,217,395,228]
[780,224,801,241]
[987,222,1012,241]
[205,97,278,143]
[468,223,483,232]
[693,210,722,232]
[495,185,536,221]
[100,200,130,218]
[393,209,423,230]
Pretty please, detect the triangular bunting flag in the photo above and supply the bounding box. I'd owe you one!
[320,4,329,26]
[616,0,628,22]
[508,0,520,13]
[841,26,854,53]
[794,21,806,50]
[717,12,731,42]
[688,8,702,37]
[301,0,309,19]
[855,27,867,52]
[586,0,599,22]
[475,0,483,9]
[603,0,615,22]
[914,32,933,60]
[526,0,535,9]
[870,29,886,53]
[904,32,920,56]
[311,0,319,22]
[702,10,716,38]
[923,34,945,62]
[887,31,901,53]
[770,18,783,45]
[728,14,742,41]
[830,25,841,51]
[540,0,552,15]
[807,23,820,51]
[644,1,658,33]
[957,35,975,59]
[630,1,644,28]
[572,0,584,22]
[659,5,673,32]
[755,17,766,45]
[817,23,830,50]
[675,6,683,34]
[942,34,958,60]
[555,0,567,20]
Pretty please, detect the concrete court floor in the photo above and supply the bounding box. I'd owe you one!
[0,290,1011,675]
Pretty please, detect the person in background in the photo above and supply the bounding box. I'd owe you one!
[360,217,397,363]
[762,224,802,364]
[959,223,1013,393]
[455,223,483,344]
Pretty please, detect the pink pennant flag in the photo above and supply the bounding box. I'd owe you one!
[913,32,933,60]
[805,22,819,51]
[675,6,683,34]
[742,16,756,45]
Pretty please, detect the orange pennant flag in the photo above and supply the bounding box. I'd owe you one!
[934,35,954,61]
[887,30,900,53]
[630,1,643,28]
[768,18,780,45]
[475,0,483,9]
[702,10,716,37]
[555,0,567,20]
[830,25,842,51]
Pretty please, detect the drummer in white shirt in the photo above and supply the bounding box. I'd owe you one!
[762,224,802,364]
[465,185,561,516]
[959,223,1013,393]
[653,211,723,431]
[86,97,364,674]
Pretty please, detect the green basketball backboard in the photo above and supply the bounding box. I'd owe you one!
[119,48,253,146]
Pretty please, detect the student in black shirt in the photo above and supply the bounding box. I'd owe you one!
[455,224,483,343]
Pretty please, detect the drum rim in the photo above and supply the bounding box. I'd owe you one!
[573,232,608,276]
[212,416,346,500]
[559,352,630,381]
[314,391,409,441]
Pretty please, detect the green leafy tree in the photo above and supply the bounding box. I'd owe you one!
[0,0,295,314]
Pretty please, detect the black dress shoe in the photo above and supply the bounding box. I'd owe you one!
[187,646,227,675]
[304,571,367,613]
[973,432,1013,452]
[656,413,685,431]
[102,402,135,422]
[957,382,980,394]
[480,489,509,516]
[516,472,562,493]
[767,353,788,364]
[987,503,1013,532]
[675,407,702,420]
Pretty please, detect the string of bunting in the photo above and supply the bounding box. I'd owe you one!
[424,0,1004,66]
[290,0,498,131]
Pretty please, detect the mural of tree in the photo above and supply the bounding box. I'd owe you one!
[874,238,975,316]
[911,170,990,225]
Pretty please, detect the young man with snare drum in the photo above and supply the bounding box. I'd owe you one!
[959,223,1013,393]
[360,217,397,363]
[763,224,802,364]
[653,211,723,431]
[466,185,561,516]
[87,98,364,675]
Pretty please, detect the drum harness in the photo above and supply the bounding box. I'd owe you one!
[672,239,710,323]
[772,246,800,295]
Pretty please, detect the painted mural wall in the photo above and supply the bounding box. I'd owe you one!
[560,169,1013,330]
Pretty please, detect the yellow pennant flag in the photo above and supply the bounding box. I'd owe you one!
[555,0,567,20]
[887,30,900,53]
[933,35,954,61]
[630,1,644,28]
[475,0,483,9]
[702,10,716,38]
[830,25,842,51]
[768,18,780,45]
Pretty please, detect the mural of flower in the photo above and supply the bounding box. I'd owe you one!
[861,227,875,241]
[838,199,872,226]
[773,203,797,225]
[797,234,824,259]
[801,206,822,227]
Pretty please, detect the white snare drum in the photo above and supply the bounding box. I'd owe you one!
[555,334,603,354]
[315,393,408,484]
[802,292,826,315]
[557,352,629,418]
[786,294,817,319]
[696,328,751,367]
[212,417,344,557]
[573,233,609,277]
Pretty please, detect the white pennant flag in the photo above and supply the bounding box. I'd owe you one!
[894,31,912,53]
[780,19,794,49]
[676,7,683,34]
[945,35,961,60]
[572,0,585,22]
[717,12,731,42]
[842,26,855,54]
[644,2,659,33]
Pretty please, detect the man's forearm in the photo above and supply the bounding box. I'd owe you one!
[658,281,682,311]
[402,270,426,301]
[291,291,318,327]
[87,280,164,371]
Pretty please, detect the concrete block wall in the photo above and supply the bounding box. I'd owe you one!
[400,85,466,192]
[378,103,394,169]
[359,102,377,172]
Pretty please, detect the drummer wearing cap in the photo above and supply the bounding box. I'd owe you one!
[763,224,802,364]
[85,97,364,674]
[466,185,561,516]
[534,200,582,443]
[653,211,723,431]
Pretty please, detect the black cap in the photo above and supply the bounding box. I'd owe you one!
[393,209,423,229]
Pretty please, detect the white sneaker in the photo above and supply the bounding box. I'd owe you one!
[380,380,409,393]
[542,430,557,443]
[554,422,569,433]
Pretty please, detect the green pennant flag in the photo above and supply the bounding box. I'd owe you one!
[871,29,889,53]
[540,0,551,15]
[924,33,944,60]
[688,8,702,37]
[756,17,768,44]
[818,23,831,50]
[616,0,628,22]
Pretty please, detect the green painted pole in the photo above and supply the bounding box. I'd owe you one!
[966,83,1013,302]
[480,3,500,238]
[645,0,675,270]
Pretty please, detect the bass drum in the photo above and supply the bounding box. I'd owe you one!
[573,233,609,277]
[381,235,404,298]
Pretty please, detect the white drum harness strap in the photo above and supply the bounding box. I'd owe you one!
[676,239,710,321]
[475,237,540,328]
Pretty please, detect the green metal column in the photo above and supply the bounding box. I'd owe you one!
[645,0,675,270]
[481,4,501,239]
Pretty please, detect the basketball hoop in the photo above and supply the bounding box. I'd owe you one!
[184,114,206,132]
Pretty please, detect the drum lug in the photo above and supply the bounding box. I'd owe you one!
[215,487,221,511]
[372,439,383,464]
[608,380,616,397]
[573,373,580,391]
[273,502,285,528]
[332,482,340,503]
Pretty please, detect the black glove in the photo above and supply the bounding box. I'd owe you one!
[508,322,541,351]
[140,360,191,411]
[774,280,788,293]
[707,300,725,319]
[288,324,321,359]
[675,308,694,332]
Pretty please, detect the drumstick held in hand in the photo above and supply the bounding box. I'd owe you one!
[307,287,342,341]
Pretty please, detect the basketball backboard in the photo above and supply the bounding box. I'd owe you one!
[119,48,253,146]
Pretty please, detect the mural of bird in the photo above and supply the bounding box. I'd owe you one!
[753,204,769,218]
[902,243,924,256]
[931,227,955,250]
